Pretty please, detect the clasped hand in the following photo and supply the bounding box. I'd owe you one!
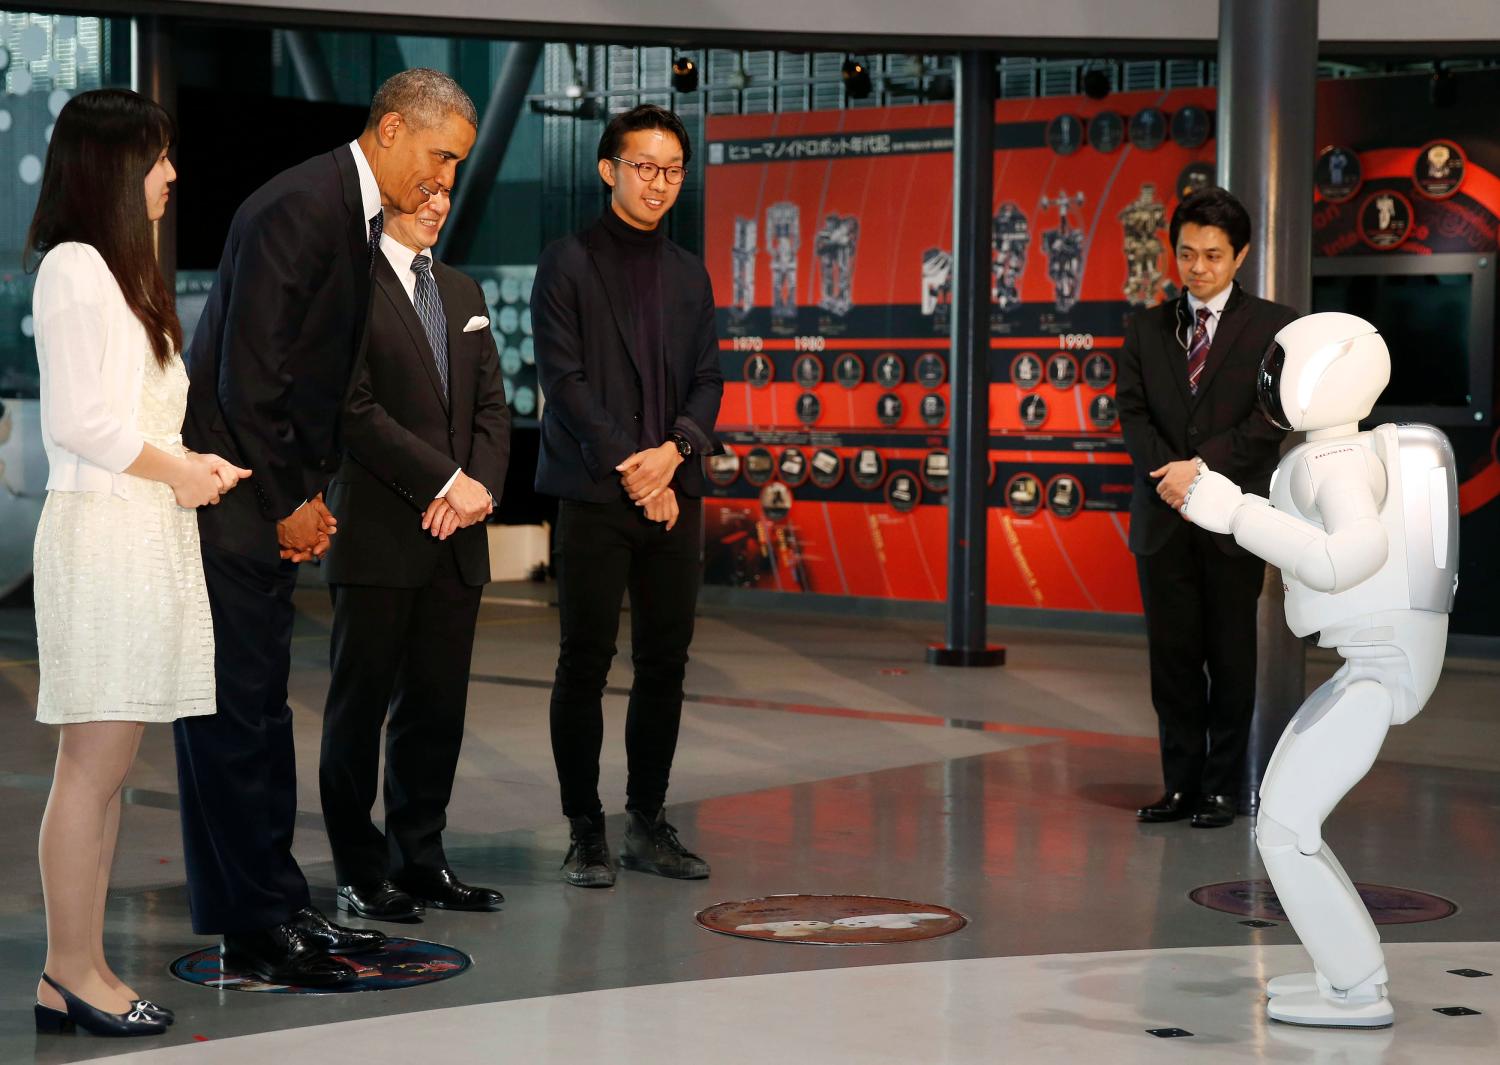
[617,443,682,504]
[173,451,252,509]
[422,470,493,541]
[1150,459,1200,512]
[277,493,336,563]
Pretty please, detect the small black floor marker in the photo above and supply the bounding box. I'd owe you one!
[1446,969,1492,978]
[1433,1007,1482,1017]
[1239,919,1277,928]
[1146,1028,1194,1038]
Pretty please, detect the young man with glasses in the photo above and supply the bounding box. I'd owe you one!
[532,104,723,887]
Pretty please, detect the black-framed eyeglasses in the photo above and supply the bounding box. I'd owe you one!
[612,157,686,185]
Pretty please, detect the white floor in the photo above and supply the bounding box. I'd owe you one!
[94,942,1500,1064]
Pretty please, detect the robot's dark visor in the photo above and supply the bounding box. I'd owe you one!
[1258,340,1292,430]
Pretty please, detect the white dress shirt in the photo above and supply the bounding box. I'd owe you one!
[1187,284,1232,346]
[347,139,382,242]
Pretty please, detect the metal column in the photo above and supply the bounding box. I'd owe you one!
[928,51,1004,669]
[1217,0,1318,811]
[438,41,544,265]
[133,16,177,291]
[282,30,337,104]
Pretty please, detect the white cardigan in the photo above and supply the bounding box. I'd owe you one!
[33,242,152,500]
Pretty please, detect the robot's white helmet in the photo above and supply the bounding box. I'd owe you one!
[1258,312,1390,431]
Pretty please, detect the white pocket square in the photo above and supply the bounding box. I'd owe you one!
[463,315,489,332]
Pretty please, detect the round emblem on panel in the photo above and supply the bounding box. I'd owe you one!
[796,391,822,426]
[1046,113,1084,157]
[851,448,886,489]
[834,352,865,389]
[885,471,922,513]
[793,354,824,388]
[778,446,809,487]
[760,481,793,522]
[1413,139,1466,200]
[1083,351,1116,390]
[921,451,950,493]
[705,447,741,487]
[877,392,904,427]
[873,352,905,388]
[744,353,774,389]
[1088,111,1124,154]
[1011,352,1044,391]
[1046,352,1078,390]
[1357,190,1413,251]
[1170,105,1213,150]
[1176,161,1215,201]
[809,448,843,488]
[1046,474,1083,519]
[1088,393,1119,430]
[1019,393,1049,430]
[919,392,947,427]
[743,446,776,486]
[914,351,947,389]
[1315,146,1363,204]
[1129,108,1167,151]
[1005,472,1043,517]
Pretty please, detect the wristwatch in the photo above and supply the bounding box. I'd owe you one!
[669,432,693,460]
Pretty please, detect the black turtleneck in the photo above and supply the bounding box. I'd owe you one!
[600,208,666,448]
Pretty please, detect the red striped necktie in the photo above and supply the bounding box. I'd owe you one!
[1187,306,1212,394]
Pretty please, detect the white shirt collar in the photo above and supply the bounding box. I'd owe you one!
[380,231,437,303]
[1187,283,1233,319]
[348,140,382,239]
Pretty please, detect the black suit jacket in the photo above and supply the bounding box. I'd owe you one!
[532,216,723,502]
[1116,283,1297,557]
[321,252,511,588]
[184,145,371,561]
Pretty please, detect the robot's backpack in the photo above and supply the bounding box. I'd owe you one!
[1387,423,1459,614]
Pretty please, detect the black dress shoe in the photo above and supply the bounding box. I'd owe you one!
[395,868,503,912]
[290,905,387,955]
[1136,791,1196,822]
[34,974,167,1037]
[562,816,616,888]
[1191,794,1237,828]
[337,880,425,922]
[221,924,357,988]
[619,809,710,880]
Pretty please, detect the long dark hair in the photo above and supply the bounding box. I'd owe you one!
[26,88,181,367]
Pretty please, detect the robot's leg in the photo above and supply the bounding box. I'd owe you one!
[1256,676,1395,1028]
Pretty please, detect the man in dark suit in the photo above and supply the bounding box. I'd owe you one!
[319,188,510,921]
[176,69,477,985]
[532,104,722,888]
[1116,187,1297,830]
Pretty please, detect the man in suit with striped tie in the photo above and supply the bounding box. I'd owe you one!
[1116,187,1297,830]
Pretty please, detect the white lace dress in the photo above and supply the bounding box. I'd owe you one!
[33,352,216,724]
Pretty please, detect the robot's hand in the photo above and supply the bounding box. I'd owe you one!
[1180,469,1245,534]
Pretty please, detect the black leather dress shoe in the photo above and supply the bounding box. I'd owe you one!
[290,905,387,955]
[337,880,425,922]
[1136,791,1196,822]
[221,924,356,988]
[395,868,504,912]
[1191,794,1237,829]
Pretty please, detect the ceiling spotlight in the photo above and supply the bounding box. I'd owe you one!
[671,55,699,94]
[563,81,584,100]
[842,57,873,100]
[1082,66,1111,101]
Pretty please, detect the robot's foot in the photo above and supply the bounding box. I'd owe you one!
[1265,971,1318,998]
[1267,990,1393,1029]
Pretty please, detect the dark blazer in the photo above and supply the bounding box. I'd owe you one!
[531,216,723,502]
[184,146,372,561]
[321,252,510,588]
[1116,282,1297,557]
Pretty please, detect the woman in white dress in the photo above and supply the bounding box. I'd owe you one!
[27,89,249,1037]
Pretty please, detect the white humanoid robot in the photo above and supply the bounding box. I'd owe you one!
[1181,311,1459,1030]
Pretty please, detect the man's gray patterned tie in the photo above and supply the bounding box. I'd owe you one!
[411,254,449,399]
[368,210,383,264]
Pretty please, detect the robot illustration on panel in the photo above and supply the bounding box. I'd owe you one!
[920,247,953,317]
[814,213,860,317]
[1118,183,1167,307]
[1040,191,1086,313]
[1183,312,1459,1031]
[766,202,800,329]
[991,202,1030,314]
[731,216,758,320]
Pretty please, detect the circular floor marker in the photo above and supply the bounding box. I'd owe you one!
[1191,880,1457,925]
[696,894,967,945]
[170,937,471,993]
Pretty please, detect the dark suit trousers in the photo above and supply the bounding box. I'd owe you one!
[549,496,703,819]
[173,544,309,934]
[319,549,482,886]
[1135,521,1266,798]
